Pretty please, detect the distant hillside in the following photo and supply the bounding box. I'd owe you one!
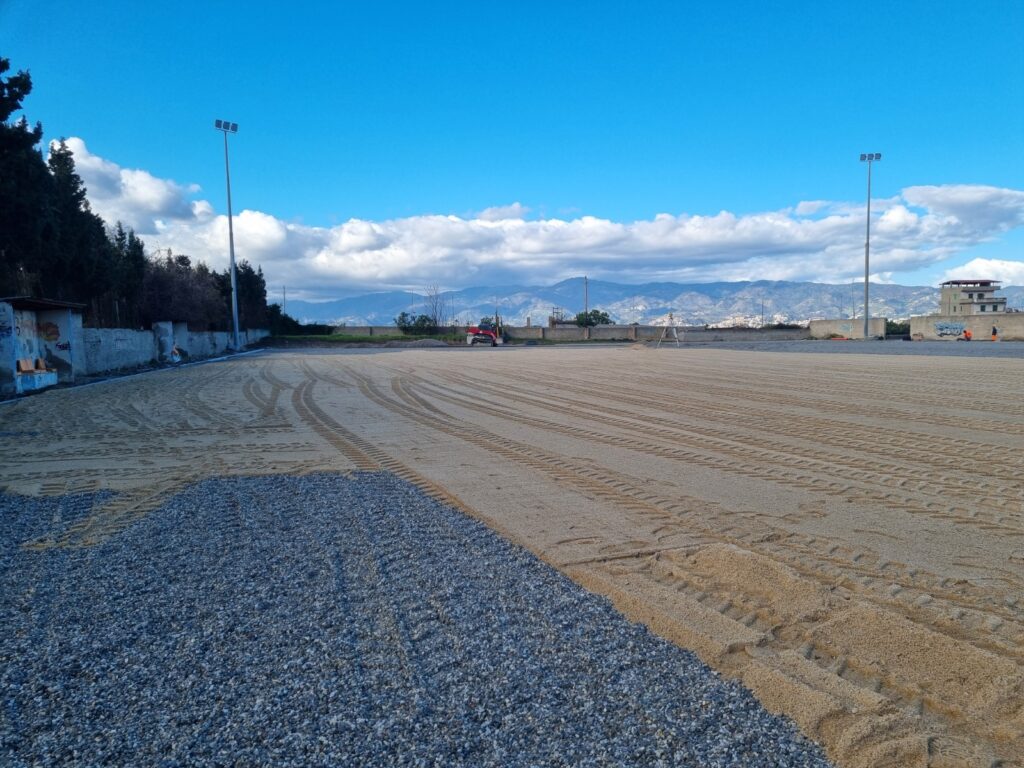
[281,279,1024,328]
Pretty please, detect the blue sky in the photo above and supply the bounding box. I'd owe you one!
[3,0,1022,298]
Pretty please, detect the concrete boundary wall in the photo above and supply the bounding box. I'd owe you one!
[809,318,887,339]
[5,300,269,396]
[332,326,406,336]
[507,325,810,342]
[81,327,269,375]
[0,302,16,395]
[327,323,813,343]
[680,328,810,342]
[83,328,157,373]
[909,313,1024,341]
[506,326,544,340]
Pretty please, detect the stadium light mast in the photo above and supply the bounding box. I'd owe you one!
[215,119,241,350]
[859,152,881,339]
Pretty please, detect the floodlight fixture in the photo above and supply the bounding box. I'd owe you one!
[859,152,882,339]
[214,118,242,350]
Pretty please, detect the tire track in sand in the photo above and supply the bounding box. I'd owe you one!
[305,358,1022,768]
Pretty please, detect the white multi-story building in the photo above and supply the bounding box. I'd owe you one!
[938,280,1007,315]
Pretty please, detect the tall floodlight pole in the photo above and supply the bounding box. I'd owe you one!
[859,152,881,339]
[215,119,241,350]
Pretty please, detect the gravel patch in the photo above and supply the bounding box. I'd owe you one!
[0,473,833,767]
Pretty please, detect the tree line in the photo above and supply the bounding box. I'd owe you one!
[0,55,269,330]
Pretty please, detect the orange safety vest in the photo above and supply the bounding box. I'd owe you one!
[964,330,972,340]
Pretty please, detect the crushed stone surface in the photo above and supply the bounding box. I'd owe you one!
[0,473,833,767]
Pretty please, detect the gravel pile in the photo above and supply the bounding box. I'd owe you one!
[0,473,833,767]
[384,338,450,347]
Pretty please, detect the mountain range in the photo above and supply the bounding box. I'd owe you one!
[280,279,1024,328]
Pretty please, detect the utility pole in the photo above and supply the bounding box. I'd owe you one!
[282,285,286,315]
[584,276,589,317]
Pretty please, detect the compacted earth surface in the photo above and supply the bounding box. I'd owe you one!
[1,344,1021,767]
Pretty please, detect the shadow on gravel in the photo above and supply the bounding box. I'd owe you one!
[0,473,834,767]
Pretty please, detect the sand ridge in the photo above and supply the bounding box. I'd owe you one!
[1,346,1021,767]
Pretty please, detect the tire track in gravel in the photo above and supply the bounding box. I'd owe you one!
[305,358,1021,768]
[22,479,196,550]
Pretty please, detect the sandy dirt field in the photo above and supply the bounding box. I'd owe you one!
[2,346,1021,767]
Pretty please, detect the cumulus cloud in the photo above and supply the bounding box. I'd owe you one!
[65,137,1024,299]
[943,258,1024,285]
[61,138,201,233]
[903,185,1024,234]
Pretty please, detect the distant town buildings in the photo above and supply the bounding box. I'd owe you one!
[938,280,1007,315]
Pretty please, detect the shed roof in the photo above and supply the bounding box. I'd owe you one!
[0,296,87,311]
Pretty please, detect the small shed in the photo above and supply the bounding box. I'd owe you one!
[0,297,86,396]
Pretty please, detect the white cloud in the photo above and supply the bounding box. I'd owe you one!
[478,202,530,221]
[902,185,1024,235]
[61,138,199,233]
[794,200,828,216]
[66,137,1024,298]
[943,258,1024,285]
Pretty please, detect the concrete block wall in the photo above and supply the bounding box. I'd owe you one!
[809,318,887,339]
[180,329,225,360]
[543,327,589,341]
[0,302,16,396]
[2,297,269,396]
[503,324,810,342]
[589,325,635,340]
[909,313,1024,341]
[82,328,159,373]
[636,326,674,341]
[681,327,812,342]
[332,326,406,336]
[80,326,270,376]
[505,326,544,340]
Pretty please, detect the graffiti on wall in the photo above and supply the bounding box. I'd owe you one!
[13,311,37,357]
[935,321,966,337]
[0,321,11,339]
[14,317,34,337]
[39,321,61,342]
